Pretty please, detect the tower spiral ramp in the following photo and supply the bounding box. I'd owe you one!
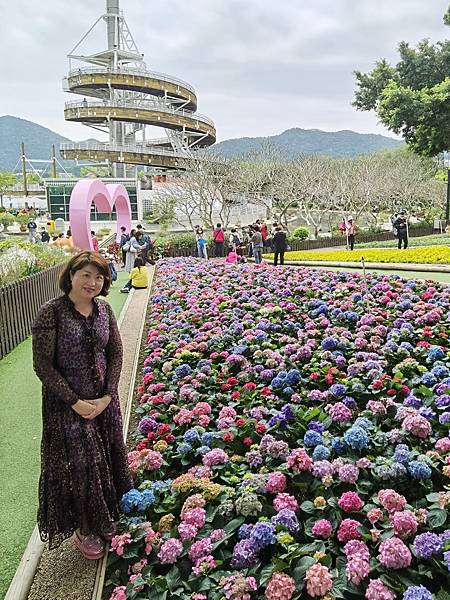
[60,0,216,176]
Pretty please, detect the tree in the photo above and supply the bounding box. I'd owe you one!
[0,172,16,208]
[353,9,450,156]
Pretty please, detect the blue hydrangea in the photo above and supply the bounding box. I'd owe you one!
[175,363,192,378]
[201,432,214,446]
[431,365,449,379]
[402,586,433,600]
[414,532,443,558]
[196,445,211,456]
[183,428,201,444]
[176,442,192,455]
[330,383,347,398]
[308,421,325,433]
[303,430,323,447]
[343,426,369,450]
[420,372,437,387]
[418,407,436,420]
[249,522,276,549]
[120,489,142,514]
[331,437,346,454]
[238,523,254,539]
[394,444,411,464]
[321,337,338,351]
[312,445,331,461]
[286,369,301,385]
[428,346,446,361]
[271,508,300,534]
[408,461,432,480]
[439,412,450,424]
[353,417,372,430]
[137,489,155,511]
[151,479,172,493]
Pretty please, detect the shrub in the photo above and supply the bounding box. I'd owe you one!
[289,226,309,242]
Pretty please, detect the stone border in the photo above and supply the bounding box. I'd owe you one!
[264,259,450,273]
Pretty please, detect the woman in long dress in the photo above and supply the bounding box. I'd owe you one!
[32,251,132,559]
[124,230,146,272]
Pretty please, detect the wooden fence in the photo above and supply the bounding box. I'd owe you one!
[0,264,64,359]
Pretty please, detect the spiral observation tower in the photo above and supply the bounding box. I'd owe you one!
[60,0,216,176]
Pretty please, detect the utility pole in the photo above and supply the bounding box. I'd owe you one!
[21,142,28,197]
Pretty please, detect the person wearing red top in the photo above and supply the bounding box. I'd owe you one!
[91,231,99,253]
[212,223,225,257]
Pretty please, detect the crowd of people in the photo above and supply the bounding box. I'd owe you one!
[338,212,410,251]
[196,220,289,266]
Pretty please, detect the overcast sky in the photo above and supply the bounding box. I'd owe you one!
[0,0,448,143]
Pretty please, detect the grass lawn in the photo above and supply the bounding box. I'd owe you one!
[0,271,129,597]
[314,266,450,285]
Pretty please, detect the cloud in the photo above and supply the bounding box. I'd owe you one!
[0,0,448,142]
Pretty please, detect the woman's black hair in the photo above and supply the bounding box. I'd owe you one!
[133,257,145,269]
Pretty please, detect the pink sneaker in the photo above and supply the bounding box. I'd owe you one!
[73,531,105,560]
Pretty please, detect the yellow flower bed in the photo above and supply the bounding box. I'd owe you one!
[264,246,450,265]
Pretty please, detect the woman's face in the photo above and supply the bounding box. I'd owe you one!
[70,264,104,300]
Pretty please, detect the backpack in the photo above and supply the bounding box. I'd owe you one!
[214,228,225,243]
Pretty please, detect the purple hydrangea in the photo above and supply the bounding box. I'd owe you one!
[413,533,443,558]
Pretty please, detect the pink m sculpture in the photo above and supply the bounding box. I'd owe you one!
[69,178,132,251]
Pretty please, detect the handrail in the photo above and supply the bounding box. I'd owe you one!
[66,66,196,95]
[60,141,196,159]
[64,99,215,128]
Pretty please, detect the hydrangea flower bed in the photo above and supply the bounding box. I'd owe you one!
[106,259,450,600]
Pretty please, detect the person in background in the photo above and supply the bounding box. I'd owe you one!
[27,218,38,242]
[119,226,129,267]
[225,248,239,264]
[40,227,50,243]
[228,228,241,252]
[212,223,225,257]
[393,212,409,249]
[195,226,208,260]
[124,230,146,272]
[31,251,132,559]
[272,225,288,266]
[346,217,357,251]
[136,224,151,264]
[50,234,59,246]
[120,257,148,292]
[251,225,263,265]
[91,231,99,253]
[260,221,269,248]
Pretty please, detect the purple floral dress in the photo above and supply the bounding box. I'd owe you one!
[32,295,132,549]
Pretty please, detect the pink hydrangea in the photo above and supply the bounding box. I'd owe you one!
[193,401,212,416]
[367,508,384,524]
[286,448,313,472]
[344,540,370,560]
[173,408,194,425]
[273,493,299,513]
[128,574,144,593]
[390,510,418,539]
[144,450,164,471]
[188,537,212,563]
[265,572,296,600]
[337,519,363,542]
[305,564,333,597]
[338,464,360,484]
[311,519,333,538]
[178,522,198,540]
[183,507,206,529]
[192,554,217,575]
[109,586,127,600]
[436,437,450,454]
[346,553,370,585]
[202,448,229,467]
[210,529,225,542]
[365,578,396,600]
[326,402,352,422]
[402,414,431,439]
[110,533,132,556]
[378,536,412,569]
[157,538,183,564]
[265,471,287,494]
[378,489,406,513]
[338,491,363,513]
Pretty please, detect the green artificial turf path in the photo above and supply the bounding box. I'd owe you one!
[0,271,129,597]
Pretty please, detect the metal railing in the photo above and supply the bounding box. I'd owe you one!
[65,66,196,95]
[60,141,194,159]
[64,99,215,129]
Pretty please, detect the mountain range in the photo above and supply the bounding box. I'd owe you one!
[0,115,403,172]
